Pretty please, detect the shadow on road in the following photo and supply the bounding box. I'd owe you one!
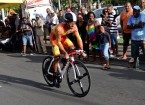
[0,74,73,96]
[0,74,98,105]
[87,64,145,81]
[107,67,145,81]
[7,54,47,63]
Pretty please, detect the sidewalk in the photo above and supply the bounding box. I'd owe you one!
[83,55,145,71]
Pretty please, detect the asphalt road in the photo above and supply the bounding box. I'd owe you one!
[0,52,145,105]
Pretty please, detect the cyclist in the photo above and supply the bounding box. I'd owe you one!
[50,12,86,87]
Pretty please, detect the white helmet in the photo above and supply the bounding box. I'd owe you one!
[64,12,77,22]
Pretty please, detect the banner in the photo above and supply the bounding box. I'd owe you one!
[26,0,51,6]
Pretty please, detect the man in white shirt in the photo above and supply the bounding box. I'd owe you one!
[45,8,51,34]
[50,11,59,30]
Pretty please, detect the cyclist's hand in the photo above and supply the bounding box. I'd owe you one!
[64,52,69,59]
[81,52,87,58]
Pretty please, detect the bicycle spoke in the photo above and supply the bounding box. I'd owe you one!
[77,73,88,80]
[78,80,85,94]
[69,77,86,95]
[69,79,79,85]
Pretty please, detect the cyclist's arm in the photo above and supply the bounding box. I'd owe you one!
[56,27,68,54]
[73,26,83,50]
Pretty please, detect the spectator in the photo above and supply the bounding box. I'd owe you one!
[119,2,133,60]
[66,7,72,12]
[50,11,59,30]
[76,13,88,60]
[101,8,109,26]
[57,10,64,23]
[97,25,111,69]
[139,0,145,12]
[15,13,20,32]
[129,0,145,63]
[77,9,82,15]
[45,8,52,35]
[105,4,118,57]
[5,18,11,32]
[81,6,88,22]
[127,6,145,68]
[10,14,17,34]
[33,15,47,54]
[2,18,11,39]
[86,11,100,62]
[20,17,34,56]
[0,20,5,38]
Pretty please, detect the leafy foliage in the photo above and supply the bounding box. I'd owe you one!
[5,5,21,14]
[94,0,138,6]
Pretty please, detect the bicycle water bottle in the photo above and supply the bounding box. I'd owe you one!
[135,57,139,70]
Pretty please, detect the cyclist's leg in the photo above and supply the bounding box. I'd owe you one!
[52,44,61,87]
[52,45,60,71]
[63,38,75,50]
[51,38,74,87]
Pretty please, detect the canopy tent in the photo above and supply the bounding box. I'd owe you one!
[0,0,24,8]
[26,0,51,7]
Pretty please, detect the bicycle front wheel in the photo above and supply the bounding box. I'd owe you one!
[66,60,91,97]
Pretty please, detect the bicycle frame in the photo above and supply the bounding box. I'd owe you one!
[47,50,84,80]
[46,56,70,78]
[57,56,76,79]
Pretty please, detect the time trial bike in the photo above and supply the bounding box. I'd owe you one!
[42,50,91,97]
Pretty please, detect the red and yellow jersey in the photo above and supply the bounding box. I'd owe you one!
[50,23,81,45]
[50,23,83,56]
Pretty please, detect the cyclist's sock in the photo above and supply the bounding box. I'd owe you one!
[53,73,60,88]
[53,73,57,81]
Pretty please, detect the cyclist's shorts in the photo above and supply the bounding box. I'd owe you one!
[52,36,74,57]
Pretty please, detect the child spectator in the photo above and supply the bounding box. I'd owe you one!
[97,25,111,69]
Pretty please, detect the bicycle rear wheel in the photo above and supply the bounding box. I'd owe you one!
[42,56,54,86]
[66,60,91,97]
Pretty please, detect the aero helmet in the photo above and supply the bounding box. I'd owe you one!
[64,12,77,22]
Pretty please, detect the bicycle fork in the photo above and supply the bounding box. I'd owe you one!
[70,56,81,80]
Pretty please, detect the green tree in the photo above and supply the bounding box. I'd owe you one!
[5,5,20,14]
[53,0,68,10]
[93,0,138,6]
